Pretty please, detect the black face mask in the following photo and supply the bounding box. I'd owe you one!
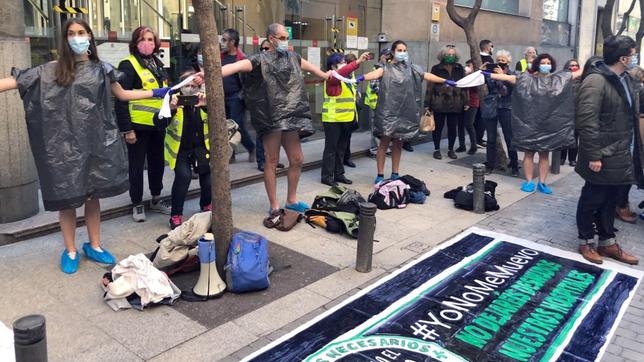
[498,63,508,69]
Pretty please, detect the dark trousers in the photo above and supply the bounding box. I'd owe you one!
[460,107,478,148]
[344,132,353,163]
[475,108,486,143]
[225,97,255,153]
[485,108,518,169]
[576,182,619,242]
[616,184,632,208]
[321,122,352,180]
[255,134,265,167]
[432,112,459,151]
[171,151,211,216]
[127,128,165,204]
[560,135,579,164]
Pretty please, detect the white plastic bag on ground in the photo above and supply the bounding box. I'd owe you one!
[0,321,15,362]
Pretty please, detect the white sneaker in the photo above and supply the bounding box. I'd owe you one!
[132,204,146,222]
[150,198,171,215]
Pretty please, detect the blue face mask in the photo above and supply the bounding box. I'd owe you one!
[197,54,203,65]
[276,40,289,53]
[539,64,552,74]
[394,52,409,63]
[629,55,639,69]
[68,36,90,55]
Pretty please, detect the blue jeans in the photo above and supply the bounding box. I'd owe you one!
[225,97,255,153]
[485,108,518,169]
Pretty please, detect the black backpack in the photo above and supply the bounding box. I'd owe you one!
[443,180,500,212]
[399,175,431,196]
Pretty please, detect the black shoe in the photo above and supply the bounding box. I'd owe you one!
[511,168,520,177]
[477,141,487,149]
[433,151,442,160]
[335,176,353,185]
[569,161,576,167]
[403,143,414,152]
[467,147,477,155]
[321,178,338,187]
[344,160,356,168]
[277,162,286,169]
[257,163,265,172]
[447,150,457,159]
[455,146,467,153]
[485,167,494,175]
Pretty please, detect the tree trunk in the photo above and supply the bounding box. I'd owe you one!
[602,0,617,40]
[193,0,233,278]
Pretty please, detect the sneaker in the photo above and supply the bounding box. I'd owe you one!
[169,215,183,230]
[285,201,309,213]
[82,242,116,264]
[390,173,400,180]
[511,168,520,177]
[60,250,80,274]
[569,161,577,167]
[520,181,535,193]
[150,198,171,215]
[132,204,146,222]
[467,147,477,155]
[201,204,212,212]
[375,175,384,184]
[537,182,553,195]
[484,166,494,175]
[433,151,442,160]
[455,146,467,153]
[477,141,487,149]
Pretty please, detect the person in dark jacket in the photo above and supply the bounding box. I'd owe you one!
[427,45,468,160]
[117,26,171,222]
[560,59,581,167]
[575,36,644,265]
[481,50,519,176]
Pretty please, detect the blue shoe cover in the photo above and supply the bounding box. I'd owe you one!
[390,173,400,180]
[537,182,553,195]
[82,242,116,264]
[374,175,384,184]
[520,181,535,193]
[285,201,309,213]
[61,250,79,274]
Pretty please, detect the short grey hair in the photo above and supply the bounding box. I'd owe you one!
[436,45,460,62]
[266,23,283,38]
[525,46,536,55]
[495,49,513,62]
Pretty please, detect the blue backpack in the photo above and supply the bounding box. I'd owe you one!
[225,232,270,293]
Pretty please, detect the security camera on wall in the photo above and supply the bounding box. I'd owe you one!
[377,33,387,43]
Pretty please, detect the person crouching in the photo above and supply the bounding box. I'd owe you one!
[156,71,212,229]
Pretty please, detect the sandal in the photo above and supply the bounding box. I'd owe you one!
[263,209,283,229]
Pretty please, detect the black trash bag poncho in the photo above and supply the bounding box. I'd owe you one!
[242,51,314,137]
[12,61,129,211]
[511,71,576,152]
[373,62,424,141]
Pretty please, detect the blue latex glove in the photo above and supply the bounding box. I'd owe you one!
[356,75,365,83]
[152,87,172,98]
[444,80,457,87]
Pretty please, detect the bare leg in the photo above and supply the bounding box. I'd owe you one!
[523,151,535,182]
[85,199,101,248]
[376,136,391,175]
[262,131,283,210]
[59,208,77,253]
[391,138,403,174]
[538,151,550,183]
[281,131,304,206]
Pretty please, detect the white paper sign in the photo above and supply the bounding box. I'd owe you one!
[97,42,130,67]
[357,37,369,50]
[346,35,358,49]
[307,47,321,69]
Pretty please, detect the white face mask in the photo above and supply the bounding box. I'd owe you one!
[465,66,473,75]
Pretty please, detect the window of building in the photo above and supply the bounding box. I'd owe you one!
[543,0,569,22]
[454,0,520,16]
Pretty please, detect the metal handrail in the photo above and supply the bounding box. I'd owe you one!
[213,0,256,35]
[142,0,174,37]
[25,0,49,21]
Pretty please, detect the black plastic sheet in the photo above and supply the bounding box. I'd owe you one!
[12,61,128,211]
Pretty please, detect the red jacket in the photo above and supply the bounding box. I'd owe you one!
[468,87,480,108]
[325,61,360,97]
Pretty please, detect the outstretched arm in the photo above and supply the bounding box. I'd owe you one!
[362,67,384,81]
[222,59,252,77]
[301,59,330,79]
[489,73,517,85]
[424,72,446,83]
[0,77,18,92]
[111,82,153,101]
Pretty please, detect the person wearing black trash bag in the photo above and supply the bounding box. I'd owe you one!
[574,36,643,265]
[221,23,330,228]
[155,71,212,230]
[485,53,583,194]
[358,40,453,184]
[0,19,174,274]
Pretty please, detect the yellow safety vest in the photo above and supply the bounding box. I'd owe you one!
[519,58,528,72]
[164,107,210,170]
[364,66,378,110]
[120,55,167,126]
[322,78,356,123]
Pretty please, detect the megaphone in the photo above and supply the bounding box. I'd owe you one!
[193,233,226,298]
